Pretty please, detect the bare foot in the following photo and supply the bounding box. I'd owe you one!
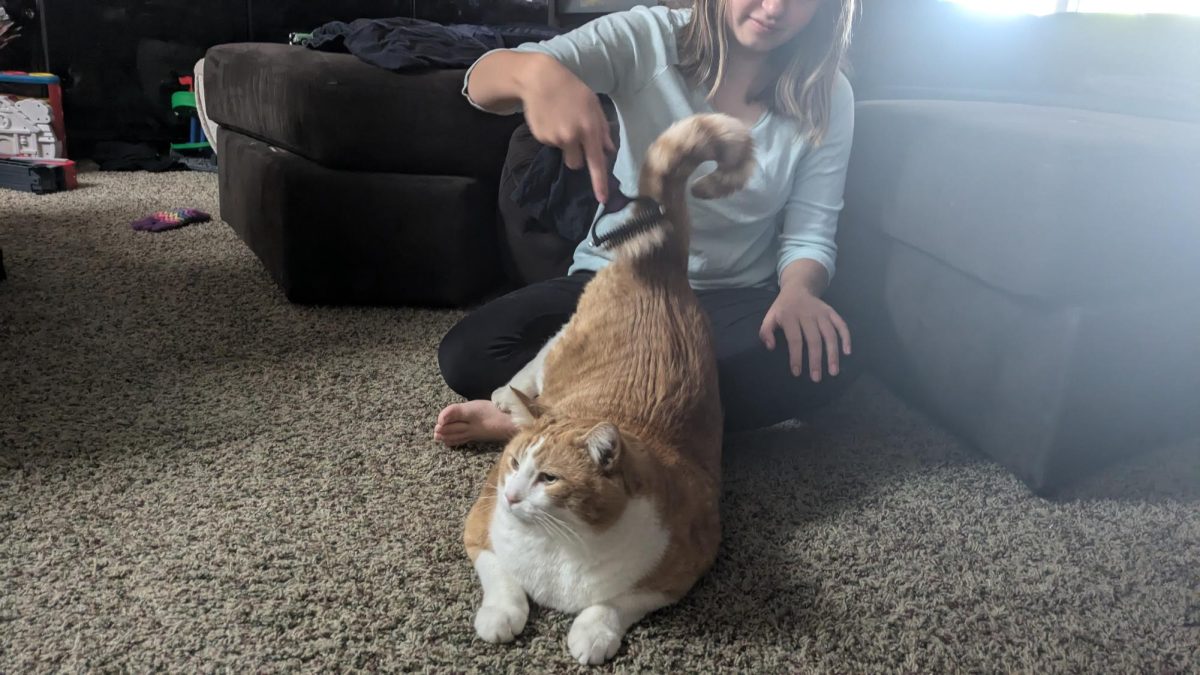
[434,400,519,447]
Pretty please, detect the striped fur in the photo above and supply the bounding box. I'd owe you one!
[608,113,755,261]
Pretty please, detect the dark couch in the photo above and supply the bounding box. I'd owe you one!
[205,43,525,307]
[204,6,1200,494]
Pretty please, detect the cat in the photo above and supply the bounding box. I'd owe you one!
[463,113,754,665]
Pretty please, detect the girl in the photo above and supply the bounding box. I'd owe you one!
[435,0,858,446]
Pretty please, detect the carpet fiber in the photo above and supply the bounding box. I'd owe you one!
[2,171,1198,672]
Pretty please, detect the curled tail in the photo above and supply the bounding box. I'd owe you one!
[640,113,756,204]
[599,113,755,261]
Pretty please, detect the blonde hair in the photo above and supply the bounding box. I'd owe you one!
[675,0,857,144]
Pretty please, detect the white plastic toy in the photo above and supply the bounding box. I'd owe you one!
[0,95,63,158]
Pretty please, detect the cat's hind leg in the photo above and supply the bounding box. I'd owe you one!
[491,324,566,413]
[472,549,529,643]
[567,591,671,665]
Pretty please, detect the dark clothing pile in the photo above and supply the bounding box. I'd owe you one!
[306,17,558,71]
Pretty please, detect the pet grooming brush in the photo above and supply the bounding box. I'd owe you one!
[589,196,668,250]
[588,167,669,250]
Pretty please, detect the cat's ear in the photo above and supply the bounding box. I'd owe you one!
[508,387,545,428]
[584,422,622,472]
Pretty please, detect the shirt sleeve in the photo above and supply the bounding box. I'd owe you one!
[462,6,671,113]
[777,72,856,284]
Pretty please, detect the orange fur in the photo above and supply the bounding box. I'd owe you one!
[465,112,754,621]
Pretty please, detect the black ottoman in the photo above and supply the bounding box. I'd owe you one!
[204,43,524,306]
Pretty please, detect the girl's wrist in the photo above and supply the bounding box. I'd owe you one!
[779,259,828,298]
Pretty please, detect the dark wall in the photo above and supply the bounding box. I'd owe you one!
[0,0,45,71]
[43,0,248,149]
[25,0,549,153]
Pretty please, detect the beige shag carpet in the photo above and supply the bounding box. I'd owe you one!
[1,170,1198,672]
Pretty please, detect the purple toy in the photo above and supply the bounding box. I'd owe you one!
[131,208,211,232]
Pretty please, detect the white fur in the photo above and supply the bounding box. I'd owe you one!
[568,591,670,665]
[488,492,670,663]
[472,549,529,643]
[491,325,566,416]
[475,480,672,662]
[503,437,545,504]
[490,490,669,615]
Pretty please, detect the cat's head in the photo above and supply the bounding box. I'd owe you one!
[495,389,633,529]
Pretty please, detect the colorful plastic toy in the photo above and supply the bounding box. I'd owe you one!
[170,75,210,153]
[0,72,67,159]
[131,208,212,232]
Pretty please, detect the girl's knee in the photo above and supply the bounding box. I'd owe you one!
[438,322,486,399]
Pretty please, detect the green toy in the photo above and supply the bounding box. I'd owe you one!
[170,77,210,153]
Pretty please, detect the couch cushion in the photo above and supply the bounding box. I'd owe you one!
[218,129,504,307]
[830,220,1200,495]
[845,99,1200,302]
[204,43,521,177]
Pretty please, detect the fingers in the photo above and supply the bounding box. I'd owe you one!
[831,311,852,355]
[527,90,612,203]
[584,135,610,205]
[781,320,806,379]
[561,143,584,171]
[801,318,824,382]
[765,298,852,382]
[758,313,778,351]
[551,127,609,203]
[774,314,846,381]
[818,316,840,377]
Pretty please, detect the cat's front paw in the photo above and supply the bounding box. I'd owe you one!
[490,385,520,415]
[568,606,623,665]
[475,600,529,644]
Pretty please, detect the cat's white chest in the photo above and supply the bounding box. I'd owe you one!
[490,498,668,613]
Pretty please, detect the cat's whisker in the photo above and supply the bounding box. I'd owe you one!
[531,512,562,541]
[533,512,573,547]
[542,511,586,550]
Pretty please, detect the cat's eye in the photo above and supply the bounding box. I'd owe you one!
[510,456,519,471]
[538,473,558,484]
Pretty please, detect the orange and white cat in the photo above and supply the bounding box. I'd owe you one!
[463,113,754,665]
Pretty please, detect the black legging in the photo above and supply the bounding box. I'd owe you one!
[438,272,854,432]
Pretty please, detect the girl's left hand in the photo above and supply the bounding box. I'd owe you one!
[758,285,852,382]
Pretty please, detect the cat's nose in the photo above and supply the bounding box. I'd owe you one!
[505,489,523,506]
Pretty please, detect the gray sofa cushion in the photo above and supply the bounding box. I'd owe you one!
[850,100,1200,302]
[204,43,521,177]
[218,129,504,307]
[833,98,1200,494]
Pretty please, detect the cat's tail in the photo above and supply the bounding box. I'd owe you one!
[640,113,755,206]
[601,113,754,260]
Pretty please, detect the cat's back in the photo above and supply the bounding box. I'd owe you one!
[544,263,722,458]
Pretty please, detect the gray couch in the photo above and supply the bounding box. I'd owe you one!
[827,6,1200,494]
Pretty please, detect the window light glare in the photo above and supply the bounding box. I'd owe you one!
[943,0,1200,16]
[944,0,1059,15]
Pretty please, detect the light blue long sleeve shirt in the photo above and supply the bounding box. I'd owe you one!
[464,5,855,289]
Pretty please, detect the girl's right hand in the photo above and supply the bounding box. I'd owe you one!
[520,55,616,204]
